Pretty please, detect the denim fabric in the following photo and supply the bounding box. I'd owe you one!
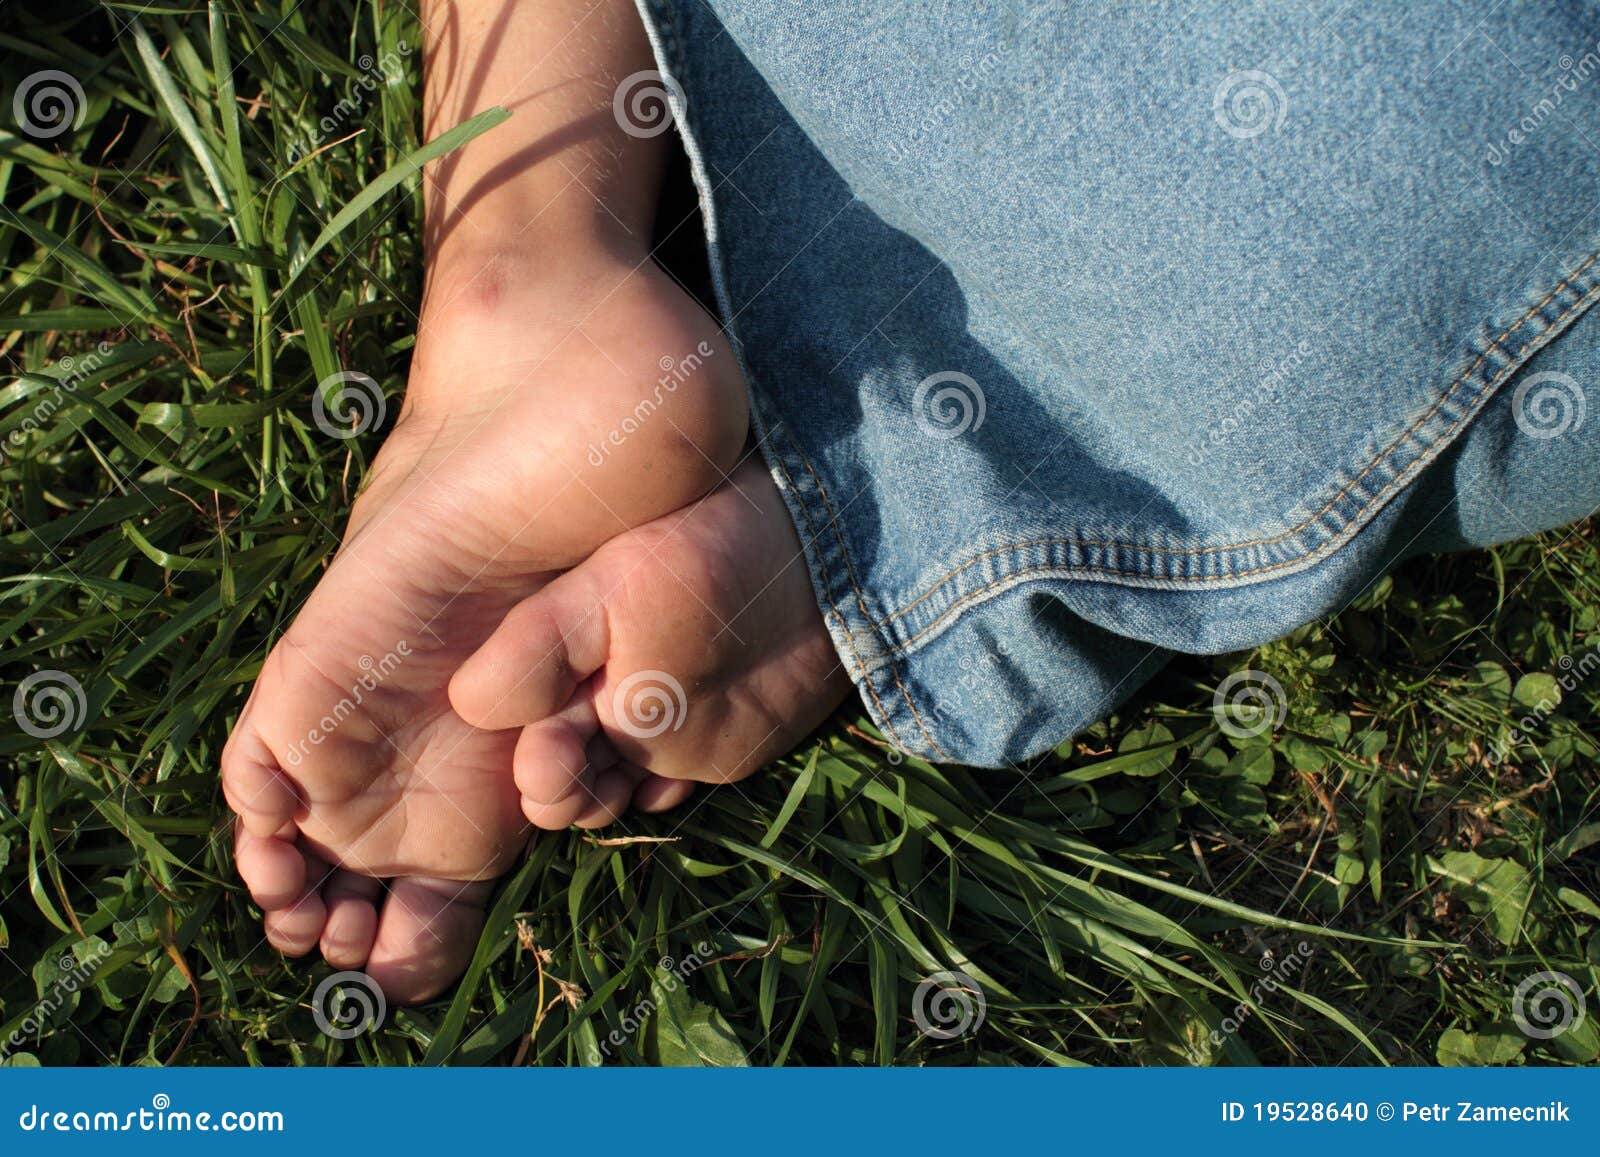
[637,1,1600,765]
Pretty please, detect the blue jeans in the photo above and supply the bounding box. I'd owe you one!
[637,0,1600,765]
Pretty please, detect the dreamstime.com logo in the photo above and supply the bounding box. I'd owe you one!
[592,942,714,1062]
[1213,69,1288,140]
[885,45,1011,165]
[311,971,386,1040]
[312,370,387,439]
[927,638,1015,737]
[1512,371,1585,439]
[912,371,986,440]
[285,41,412,163]
[1,940,115,1060]
[912,969,986,1040]
[283,643,410,767]
[1485,40,1600,167]
[1512,970,1587,1041]
[12,70,86,139]
[1211,941,1315,1049]
[5,341,118,463]
[12,669,88,740]
[1212,669,1287,739]
[613,70,684,139]
[1186,339,1313,467]
[611,669,688,740]
[1489,648,1598,764]
[17,1095,283,1134]
[587,340,716,466]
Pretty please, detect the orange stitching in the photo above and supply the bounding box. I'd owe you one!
[770,451,914,754]
[786,430,948,759]
[768,250,1594,757]
[783,427,952,761]
[895,672,948,760]
[770,262,1595,750]
[877,257,1600,631]
[832,607,912,749]
[887,276,1600,653]
[769,452,851,639]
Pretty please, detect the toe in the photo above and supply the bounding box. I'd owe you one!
[221,720,301,838]
[513,697,602,808]
[234,821,306,910]
[263,897,327,957]
[518,701,641,830]
[319,871,383,970]
[521,792,595,830]
[262,852,333,957]
[448,568,611,731]
[632,774,695,813]
[364,877,494,1004]
[571,767,637,828]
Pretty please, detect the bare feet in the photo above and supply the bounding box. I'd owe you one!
[449,458,852,829]
[222,260,748,1002]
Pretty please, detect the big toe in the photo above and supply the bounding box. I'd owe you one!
[364,877,495,1004]
[449,566,611,731]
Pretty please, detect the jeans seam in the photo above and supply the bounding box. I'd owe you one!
[778,428,951,761]
[635,0,945,762]
[640,0,1597,758]
[873,258,1600,654]
[766,451,914,755]
[896,251,1600,606]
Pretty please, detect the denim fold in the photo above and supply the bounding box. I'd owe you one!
[638,0,1600,764]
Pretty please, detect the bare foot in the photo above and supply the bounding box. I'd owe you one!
[222,259,748,1002]
[448,458,852,829]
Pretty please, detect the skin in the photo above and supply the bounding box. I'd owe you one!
[451,458,853,829]
[222,0,846,1003]
[224,0,736,1002]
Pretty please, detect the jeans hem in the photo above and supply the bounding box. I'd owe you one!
[637,0,949,759]
[638,0,1600,759]
[874,253,1600,660]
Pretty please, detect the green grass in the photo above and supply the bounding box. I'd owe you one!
[2,1,1599,1067]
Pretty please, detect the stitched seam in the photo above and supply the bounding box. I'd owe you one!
[640,0,925,757]
[877,256,1600,631]
[884,276,1600,654]
[783,428,945,760]
[650,0,939,760]
[768,450,913,753]
[783,427,951,761]
[833,608,910,748]
[642,0,940,756]
[768,452,856,668]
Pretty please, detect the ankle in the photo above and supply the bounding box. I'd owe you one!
[422,238,642,325]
